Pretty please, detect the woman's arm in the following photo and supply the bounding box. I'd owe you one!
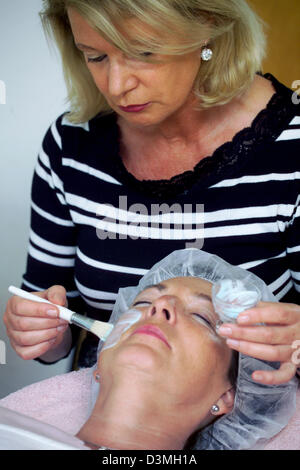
[218,157,300,385]
[6,115,84,364]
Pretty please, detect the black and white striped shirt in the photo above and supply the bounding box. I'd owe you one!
[21,74,300,363]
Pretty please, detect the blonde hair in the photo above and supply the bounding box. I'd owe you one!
[40,0,266,123]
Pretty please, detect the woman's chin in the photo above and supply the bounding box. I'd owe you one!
[112,342,166,374]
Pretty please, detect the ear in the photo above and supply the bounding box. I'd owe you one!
[214,387,235,416]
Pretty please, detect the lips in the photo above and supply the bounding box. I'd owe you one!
[131,324,171,349]
[119,102,150,113]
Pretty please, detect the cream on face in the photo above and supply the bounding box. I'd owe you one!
[102,309,142,351]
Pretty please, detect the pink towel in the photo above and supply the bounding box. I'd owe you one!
[0,369,299,449]
[0,368,92,435]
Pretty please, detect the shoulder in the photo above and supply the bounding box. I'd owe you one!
[42,111,118,165]
[45,111,116,146]
[254,74,300,157]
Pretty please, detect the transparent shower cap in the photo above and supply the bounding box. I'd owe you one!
[89,248,298,450]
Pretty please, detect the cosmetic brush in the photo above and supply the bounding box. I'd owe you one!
[8,286,114,341]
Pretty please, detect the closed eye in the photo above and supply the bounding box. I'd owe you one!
[132,300,151,307]
[87,52,153,64]
[87,54,107,63]
[191,313,213,328]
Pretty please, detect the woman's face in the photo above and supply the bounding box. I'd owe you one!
[98,277,233,409]
[67,9,202,128]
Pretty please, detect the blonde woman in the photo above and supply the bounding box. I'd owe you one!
[3,1,300,382]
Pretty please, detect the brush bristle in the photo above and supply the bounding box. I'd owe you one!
[90,321,114,340]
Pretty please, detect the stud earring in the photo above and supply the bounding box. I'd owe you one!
[95,373,100,382]
[201,47,213,61]
[211,404,220,414]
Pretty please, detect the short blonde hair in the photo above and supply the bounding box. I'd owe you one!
[40,0,266,123]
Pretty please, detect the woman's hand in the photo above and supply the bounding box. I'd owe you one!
[218,301,300,385]
[3,285,70,361]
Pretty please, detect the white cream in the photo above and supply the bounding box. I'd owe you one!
[212,279,261,325]
[102,309,142,351]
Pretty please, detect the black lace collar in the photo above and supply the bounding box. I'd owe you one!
[107,73,295,199]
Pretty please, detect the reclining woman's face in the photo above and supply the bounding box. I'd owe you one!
[98,277,233,415]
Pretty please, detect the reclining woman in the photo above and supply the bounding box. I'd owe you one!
[0,249,298,450]
[78,275,238,450]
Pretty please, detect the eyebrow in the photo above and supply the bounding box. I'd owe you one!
[143,283,213,302]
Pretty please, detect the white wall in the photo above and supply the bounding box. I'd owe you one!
[0,0,74,398]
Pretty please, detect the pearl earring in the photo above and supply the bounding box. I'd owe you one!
[201,47,213,61]
[211,404,220,414]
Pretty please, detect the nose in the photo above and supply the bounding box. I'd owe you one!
[107,57,138,97]
[146,295,179,324]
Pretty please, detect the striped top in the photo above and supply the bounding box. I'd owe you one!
[21,74,300,365]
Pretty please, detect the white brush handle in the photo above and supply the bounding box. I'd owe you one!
[8,286,74,322]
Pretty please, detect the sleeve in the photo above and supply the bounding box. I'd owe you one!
[286,178,300,304]
[21,115,85,363]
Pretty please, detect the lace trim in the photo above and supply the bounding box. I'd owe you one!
[111,73,295,199]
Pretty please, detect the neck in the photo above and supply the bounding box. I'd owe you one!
[77,374,197,450]
[118,75,274,150]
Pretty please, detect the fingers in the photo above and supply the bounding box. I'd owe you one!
[8,324,69,348]
[6,313,67,332]
[10,337,58,361]
[9,296,59,319]
[8,324,69,361]
[3,285,69,361]
[236,301,300,326]
[217,301,300,385]
[225,338,292,363]
[8,285,68,319]
[252,362,297,386]
[218,323,299,345]
[46,285,67,307]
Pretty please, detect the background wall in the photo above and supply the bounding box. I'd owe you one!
[0,0,74,398]
[249,0,300,87]
[0,1,299,399]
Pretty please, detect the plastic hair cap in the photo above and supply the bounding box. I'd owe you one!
[90,248,298,450]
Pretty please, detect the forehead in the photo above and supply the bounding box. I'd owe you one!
[138,276,213,296]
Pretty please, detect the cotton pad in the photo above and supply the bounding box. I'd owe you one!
[212,278,261,324]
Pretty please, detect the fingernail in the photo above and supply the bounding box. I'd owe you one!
[54,295,65,305]
[218,326,232,336]
[253,373,263,381]
[226,339,240,348]
[238,315,250,323]
[46,309,58,318]
[57,325,68,332]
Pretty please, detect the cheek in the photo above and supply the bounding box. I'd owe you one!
[180,331,229,383]
[87,67,107,94]
[101,309,143,351]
